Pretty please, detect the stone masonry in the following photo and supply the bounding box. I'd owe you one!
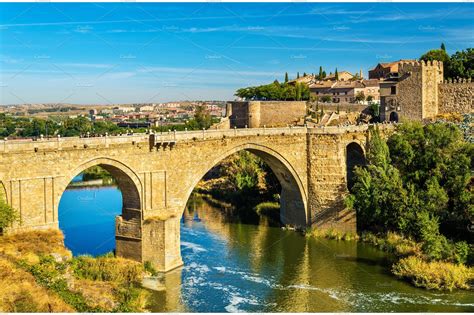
[0,125,391,271]
[380,60,473,122]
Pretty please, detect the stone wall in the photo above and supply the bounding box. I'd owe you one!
[380,60,444,122]
[0,125,393,271]
[258,101,306,127]
[228,101,306,128]
[438,79,474,114]
[310,103,370,114]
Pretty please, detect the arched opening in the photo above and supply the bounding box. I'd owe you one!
[176,147,309,311]
[182,145,307,229]
[389,111,399,122]
[58,162,141,257]
[346,142,366,191]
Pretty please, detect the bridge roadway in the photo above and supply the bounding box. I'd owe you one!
[0,124,392,271]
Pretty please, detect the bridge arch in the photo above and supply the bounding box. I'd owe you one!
[346,142,366,191]
[183,143,308,227]
[60,157,142,212]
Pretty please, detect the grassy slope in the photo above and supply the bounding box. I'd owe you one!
[0,230,150,312]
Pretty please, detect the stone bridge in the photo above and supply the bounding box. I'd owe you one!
[0,124,390,271]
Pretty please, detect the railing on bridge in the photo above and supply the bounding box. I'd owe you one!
[0,123,396,153]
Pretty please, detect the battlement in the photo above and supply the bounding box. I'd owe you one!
[398,59,443,74]
[442,77,473,84]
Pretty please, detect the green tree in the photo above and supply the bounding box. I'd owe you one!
[297,72,300,79]
[335,68,339,80]
[449,48,474,79]
[227,151,263,191]
[349,122,474,260]
[320,95,331,103]
[318,66,323,80]
[355,91,366,103]
[284,72,289,83]
[193,105,212,129]
[441,43,446,51]
[420,47,451,76]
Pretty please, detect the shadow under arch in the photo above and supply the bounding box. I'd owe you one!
[346,142,366,192]
[183,143,308,228]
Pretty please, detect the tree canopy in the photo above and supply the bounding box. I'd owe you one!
[235,81,310,101]
[348,123,473,264]
[420,45,473,79]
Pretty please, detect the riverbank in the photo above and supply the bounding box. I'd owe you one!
[306,229,474,291]
[0,230,151,312]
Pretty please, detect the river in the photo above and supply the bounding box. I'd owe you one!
[58,185,474,312]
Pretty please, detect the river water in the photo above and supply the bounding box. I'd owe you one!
[58,186,474,312]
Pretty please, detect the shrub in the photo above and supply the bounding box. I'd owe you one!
[392,256,474,291]
[0,199,18,231]
[71,256,144,284]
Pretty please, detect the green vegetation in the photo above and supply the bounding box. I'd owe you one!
[195,151,281,225]
[80,166,115,185]
[0,230,151,312]
[235,80,310,101]
[0,198,17,232]
[420,44,473,79]
[342,122,474,290]
[186,105,212,130]
[392,256,473,291]
[0,108,220,139]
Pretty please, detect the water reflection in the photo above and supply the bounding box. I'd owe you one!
[59,189,474,312]
[151,194,474,313]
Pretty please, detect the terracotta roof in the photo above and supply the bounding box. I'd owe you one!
[309,81,335,88]
[361,79,381,87]
[372,59,417,72]
[333,81,364,89]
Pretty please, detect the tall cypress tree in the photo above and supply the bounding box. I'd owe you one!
[441,43,446,51]
[284,72,289,83]
[318,66,323,79]
[335,68,339,81]
[297,72,300,79]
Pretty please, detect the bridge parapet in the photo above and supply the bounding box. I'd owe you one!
[0,124,395,154]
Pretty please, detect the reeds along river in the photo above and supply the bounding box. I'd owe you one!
[58,186,474,312]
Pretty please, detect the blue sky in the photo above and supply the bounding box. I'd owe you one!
[1,2,473,104]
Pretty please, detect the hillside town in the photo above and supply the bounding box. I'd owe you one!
[1,51,473,137]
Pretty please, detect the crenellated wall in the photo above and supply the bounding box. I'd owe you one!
[381,60,472,122]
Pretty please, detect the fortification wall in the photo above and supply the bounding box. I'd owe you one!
[229,101,249,128]
[438,79,474,114]
[396,61,424,121]
[311,103,370,114]
[228,101,306,128]
[259,101,306,127]
[422,60,443,118]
